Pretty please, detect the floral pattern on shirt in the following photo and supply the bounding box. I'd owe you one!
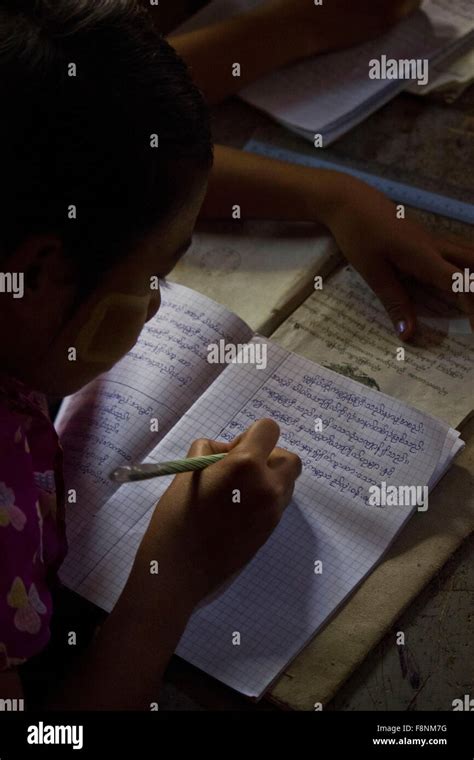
[0,373,67,670]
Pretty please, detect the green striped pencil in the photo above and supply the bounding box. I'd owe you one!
[110,453,227,483]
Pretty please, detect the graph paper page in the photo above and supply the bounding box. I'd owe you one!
[60,337,458,697]
[55,283,253,538]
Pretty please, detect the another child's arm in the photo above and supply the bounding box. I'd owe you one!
[165,0,421,104]
[199,145,474,338]
[3,420,300,710]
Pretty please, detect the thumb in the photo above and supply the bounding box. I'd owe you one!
[186,437,232,457]
[231,418,280,459]
[359,260,416,341]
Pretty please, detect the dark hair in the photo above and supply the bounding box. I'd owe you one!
[0,0,213,294]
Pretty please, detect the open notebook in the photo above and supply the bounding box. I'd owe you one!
[175,0,474,144]
[56,283,463,698]
[273,265,474,429]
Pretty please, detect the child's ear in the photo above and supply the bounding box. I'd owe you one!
[7,235,72,300]
[10,235,70,289]
[3,235,75,323]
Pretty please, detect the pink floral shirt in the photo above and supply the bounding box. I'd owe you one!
[0,373,67,671]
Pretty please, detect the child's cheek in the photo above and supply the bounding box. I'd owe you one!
[75,293,151,365]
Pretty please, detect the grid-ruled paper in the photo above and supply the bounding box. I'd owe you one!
[60,336,461,698]
[55,283,253,542]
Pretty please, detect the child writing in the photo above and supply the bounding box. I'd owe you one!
[0,0,472,710]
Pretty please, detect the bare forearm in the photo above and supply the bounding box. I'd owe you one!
[49,535,197,711]
[169,9,306,104]
[199,144,352,225]
[147,1,421,105]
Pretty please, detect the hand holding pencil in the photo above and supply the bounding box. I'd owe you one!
[137,419,302,604]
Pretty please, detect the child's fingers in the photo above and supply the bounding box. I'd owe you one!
[186,437,231,458]
[267,447,302,480]
[358,259,416,340]
[395,243,474,327]
[440,242,474,270]
[187,420,282,462]
[440,234,474,256]
[403,246,474,323]
[439,244,474,324]
[232,418,281,460]
[396,246,462,294]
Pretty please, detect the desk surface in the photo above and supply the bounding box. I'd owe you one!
[160,85,474,711]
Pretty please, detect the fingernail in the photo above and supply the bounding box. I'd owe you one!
[396,320,408,336]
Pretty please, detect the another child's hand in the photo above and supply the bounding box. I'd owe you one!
[322,176,474,339]
[140,419,301,604]
[256,0,422,59]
